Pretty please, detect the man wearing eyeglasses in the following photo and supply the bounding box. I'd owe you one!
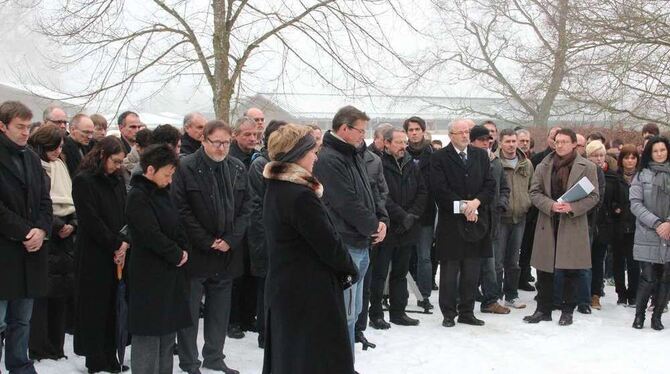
[172,120,250,374]
[62,113,95,177]
[117,111,142,154]
[43,105,69,132]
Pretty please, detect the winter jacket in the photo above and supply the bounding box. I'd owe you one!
[62,135,90,178]
[615,172,636,235]
[496,148,533,225]
[407,142,436,226]
[362,148,389,227]
[248,150,270,277]
[381,152,427,246]
[229,140,258,169]
[630,168,670,264]
[313,132,385,248]
[529,152,599,272]
[490,153,510,237]
[594,169,620,244]
[126,174,192,336]
[0,133,52,300]
[180,133,202,156]
[171,148,251,279]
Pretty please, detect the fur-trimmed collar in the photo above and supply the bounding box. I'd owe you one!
[263,161,324,197]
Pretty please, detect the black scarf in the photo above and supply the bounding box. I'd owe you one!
[550,150,577,201]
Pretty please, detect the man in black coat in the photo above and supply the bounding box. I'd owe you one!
[313,105,389,361]
[0,101,52,373]
[62,113,95,177]
[431,118,496,327]
[172,120,250,374]
[404,116,436,310]
[117,111,142,154]
[227,116,259,339]
[181,112,207,156]
[369,128,427,328]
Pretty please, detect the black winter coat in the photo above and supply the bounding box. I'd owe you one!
[180,133,201,156]
[171,148,251,279]
[48,213,76,298]
[614,172,637,235]
[430,144,496,261]
[126,175,192,336]
[262,179,357,374]
[381,152,427,246]
[62,136,90,177]
[248,150,270,277]
[594,169,620,244]
[407,142,436,226]
[72,170,127,356]
[229,140,258,170]
[0,134,52,300]
[313,132,384,248]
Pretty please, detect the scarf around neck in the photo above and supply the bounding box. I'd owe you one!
[263,161,323,197]
[551,150,577,200]
[647,161,670,220]
[42,158,76,217]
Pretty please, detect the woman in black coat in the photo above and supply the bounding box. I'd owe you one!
[27,124,77,360]
[261,124,358,374]
[125,144,192,374]
[72,136,129,373]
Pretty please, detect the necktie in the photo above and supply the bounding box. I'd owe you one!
[459,151,467,165]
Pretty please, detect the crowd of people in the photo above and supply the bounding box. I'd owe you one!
[0,98,669,374]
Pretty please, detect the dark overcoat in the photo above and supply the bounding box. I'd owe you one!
[72,170,127,356]
[262,177,357,374]
[430,143,496,261]
[126,175,192,336]
[0,136,52,299]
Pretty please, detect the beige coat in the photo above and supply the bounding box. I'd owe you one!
[529,152,599,273]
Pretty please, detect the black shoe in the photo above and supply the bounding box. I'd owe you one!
[390,313,420,326]
[627,297,637,308]
[88,365,129,374]
[185,369,202,374]
[558,312,573,326]
[355,331,376,350]
[518,282,536,292]
[442,317,455,327]
[417,298,434,310]
[241,320,258,332]
[369,317,391,330]
[523,311,552,323]
[651,315,664,331]
[457,315,485,326]
[632,313,645,329]
[577,304,591,314]
[258,333,265,349]
[227,325,245,339]
[203,361,240,374]
[432,281,439,291]
[617,295,627,305]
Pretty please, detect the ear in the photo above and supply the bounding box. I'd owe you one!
[146,165,156,176]
[0,121,6,132]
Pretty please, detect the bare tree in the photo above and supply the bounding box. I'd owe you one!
[30,0,409,120]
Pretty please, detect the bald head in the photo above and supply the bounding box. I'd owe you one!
[44,106,68,131]
[576,133,586,156]
[245,107,265,136]
[70,114,95,146]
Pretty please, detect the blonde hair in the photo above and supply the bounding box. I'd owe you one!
[585,140,606,156]
[268,123,313,161]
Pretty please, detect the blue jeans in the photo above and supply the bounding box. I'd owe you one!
[553,269,591,307]
[480,257,499,307]
[495,219,525,301]
[415,225,434,298]
[0,299,37,374]
[343,245,369,360]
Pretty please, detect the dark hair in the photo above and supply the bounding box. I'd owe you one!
[403,116,426,132]
[482,120,496,128]
[0,101,33,125]
[204,120,233,138]
[431,139,443,146]
[140,143,179,173]
[611,138,624,149]
[617,144,639,171]
[555,128,577,143]
[587,131,606,144]
[642,123,660,137]
[331,105,370,131]
[28,124,64,162]
[498,128,516,140]
[90,114,108,130]
[263,120,288,146]
[135,128,153,148]
[78,135,125,175]
[639,136,670,170]
[117,111,138,127]
[383,127,405,142]
[29,122,42,134]
[151,124,180,148]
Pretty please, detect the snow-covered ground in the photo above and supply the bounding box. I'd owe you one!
[3,283,667,374]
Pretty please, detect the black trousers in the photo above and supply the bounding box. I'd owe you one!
[635,262,670,316]
[591,238,608,297]
[613,233,639,301]
[256,277,265,341]
[29,297,67,358]
[536,270,578,314]
[369,244,413,319]
[439,258,481,319]
[519,211,538,282]
[355,245,378,333]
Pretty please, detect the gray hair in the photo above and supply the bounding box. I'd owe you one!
[373,123,393,140]
[42,104,63,122]
[183,112,205,128]
[233,116,256,134]
[383,127,405,142]
[515,128,530,137]
[69,113,90,129]
[447,118,474,133]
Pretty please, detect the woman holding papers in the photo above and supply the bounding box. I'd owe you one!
[523,128,599,326]
[630,136,670,330]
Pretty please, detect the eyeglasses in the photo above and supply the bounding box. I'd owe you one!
[450,130,470,136]
[207,138,231,149]
[347,125,366,135]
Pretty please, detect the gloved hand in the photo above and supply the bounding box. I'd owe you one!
[401,214,419,233]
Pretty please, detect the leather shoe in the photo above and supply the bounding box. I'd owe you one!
[227,325,245,339]
[457,315,485,326]
[518,281,536,292]
[523,310,552,323]
[577,304,591,314]
[203,361,240,374]
[369,317,391,330]
[417,298,434,310]
[389,313,420,326]
[651,315,664,331]
[632,313,645,329]
[442,317,455,327]
[558,311,573,326]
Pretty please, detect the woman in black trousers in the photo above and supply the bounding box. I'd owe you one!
[72,136,129,373]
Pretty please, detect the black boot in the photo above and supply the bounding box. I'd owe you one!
[355,331,376,350]
[632,313,645,329]
[651,280,670,331]
[558,311,573,326]
[633,265,655,329]
[651,314,664,330]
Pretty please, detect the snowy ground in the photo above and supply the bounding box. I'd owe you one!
[3,282,667,374]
